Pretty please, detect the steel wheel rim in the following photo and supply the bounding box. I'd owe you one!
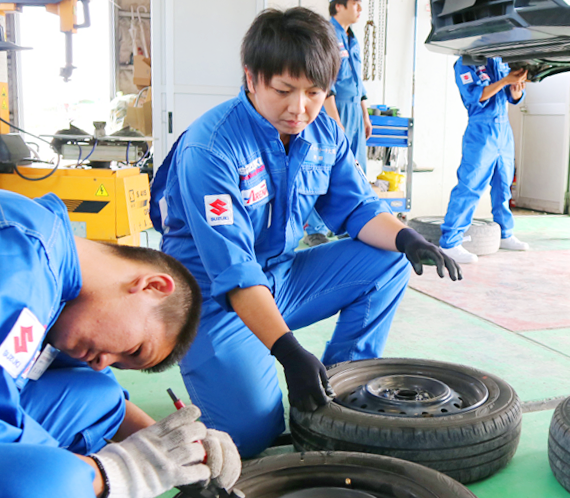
[331,362,490,418]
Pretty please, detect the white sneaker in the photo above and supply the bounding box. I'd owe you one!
[440,245,478,264]
[500,236,529,251]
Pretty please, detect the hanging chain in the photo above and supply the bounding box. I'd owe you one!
[363,0,375,81]
[376,0,387,82]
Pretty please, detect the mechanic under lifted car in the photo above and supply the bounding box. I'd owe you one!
[439,56,530,264]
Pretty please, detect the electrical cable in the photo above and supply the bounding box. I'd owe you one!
[0,115,62,181]
[78,139,98,166]
[13,154,61,181]
[0,116,55,147]
[75,142,83,166]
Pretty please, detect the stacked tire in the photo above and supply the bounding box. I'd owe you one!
[408,217,501,256]
[235,451,477,498]
[290,358,522,484]
[549,397,570,491]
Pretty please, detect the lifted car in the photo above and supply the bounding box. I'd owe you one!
[425,0,570,81]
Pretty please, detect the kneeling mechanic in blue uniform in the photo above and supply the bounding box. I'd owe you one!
[150,7,462,459]
[0,190,241,498]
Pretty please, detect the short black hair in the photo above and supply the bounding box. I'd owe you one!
[106,244,202,373]
[329,0,348,17]
[241,7,340,91]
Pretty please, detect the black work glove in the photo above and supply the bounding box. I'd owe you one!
[395,228,462,281]
[271,332,335,412]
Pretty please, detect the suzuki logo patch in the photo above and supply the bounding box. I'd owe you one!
[205,194,233,226]
[460,72,473,85]
[241,180,269,206]
[0,308,45,379]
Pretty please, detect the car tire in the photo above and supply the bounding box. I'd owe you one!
[290,358,522,484]
[548,397,570,492]
[408,217,501,256]
[235,451,477,498]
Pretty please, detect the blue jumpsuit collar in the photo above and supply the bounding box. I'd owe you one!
[331,17,348,36]
[237,86,305,150]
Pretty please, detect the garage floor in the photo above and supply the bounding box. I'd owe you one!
[115,213,570,498]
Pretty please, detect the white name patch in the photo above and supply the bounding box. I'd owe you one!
[0,308,46,379]
[241,180,269,206]
[460,72,473,85]
[238,157,263,177]
[205,194,234,226]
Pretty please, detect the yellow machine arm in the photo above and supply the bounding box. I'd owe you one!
[0,0,90,81]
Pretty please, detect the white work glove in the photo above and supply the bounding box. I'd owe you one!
[202,429,242,490]
[92,405,210,498]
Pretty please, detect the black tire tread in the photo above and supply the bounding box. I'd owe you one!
[291,358,522,484]
[409,217,501,256]
[548,397,570,492]
[238,451,477,498]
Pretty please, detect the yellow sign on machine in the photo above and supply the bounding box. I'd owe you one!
[0,166,153,246]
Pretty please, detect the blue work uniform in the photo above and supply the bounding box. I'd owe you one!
[151,88,410,458]
[330,16,368,171]
[440,57,525,249]
[0,190,126,498]
[306,16,369,237]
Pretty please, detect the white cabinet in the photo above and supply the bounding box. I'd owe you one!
[151,0,265,166]
[511,73,570,214]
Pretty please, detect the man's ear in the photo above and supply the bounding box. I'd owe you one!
[129,274,175,298]
[244,66,257,94]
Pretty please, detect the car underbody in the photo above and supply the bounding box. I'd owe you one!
[425,0,570,82]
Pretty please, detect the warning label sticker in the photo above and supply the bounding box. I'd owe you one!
[96,184,109,197]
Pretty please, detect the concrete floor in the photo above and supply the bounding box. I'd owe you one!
[114,214,570,497]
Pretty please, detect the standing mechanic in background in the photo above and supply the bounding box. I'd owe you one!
[151,7,461,460]
[439,57,529,264]
[303,0,372,247]
[0,190,240,498]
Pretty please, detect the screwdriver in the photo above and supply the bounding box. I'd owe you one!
[166,389,244,498]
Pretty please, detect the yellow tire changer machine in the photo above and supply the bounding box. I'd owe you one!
[0,165,153,246]
[0,1,153,246]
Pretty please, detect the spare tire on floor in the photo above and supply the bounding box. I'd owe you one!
[290,358,521,484]
[548,397,570,491]
[235,451,477,498]
[408,217,500,256]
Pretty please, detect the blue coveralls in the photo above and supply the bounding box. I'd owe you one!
[306,16,368,236]
[0,190,127,498]
[440,57,525,249]
[151,88,411,458]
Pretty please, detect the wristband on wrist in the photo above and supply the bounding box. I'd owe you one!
[89,454,110,498]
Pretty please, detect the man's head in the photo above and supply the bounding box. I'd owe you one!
[48,243,201,373]
[241,7,339,140]
[329,0,362,25]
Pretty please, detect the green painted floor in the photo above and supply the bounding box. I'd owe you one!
[114,214,570,497]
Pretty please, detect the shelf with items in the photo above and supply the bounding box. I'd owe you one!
[366,105,413,213]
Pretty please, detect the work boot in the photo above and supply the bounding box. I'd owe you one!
[303,233,330,247]
[500,236,530,251]
[439,245,478,264]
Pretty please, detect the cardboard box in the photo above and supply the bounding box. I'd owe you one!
[372,185,405,198]
[125,88,152,136]
[133,55,151,88]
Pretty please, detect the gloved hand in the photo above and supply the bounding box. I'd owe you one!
[91,405,232,498]
[202,429,242,490]
[271,332,335,412]
[395,228,462,281]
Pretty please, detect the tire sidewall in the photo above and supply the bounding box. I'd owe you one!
[292,358,520,442]
[238,451,477,498]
